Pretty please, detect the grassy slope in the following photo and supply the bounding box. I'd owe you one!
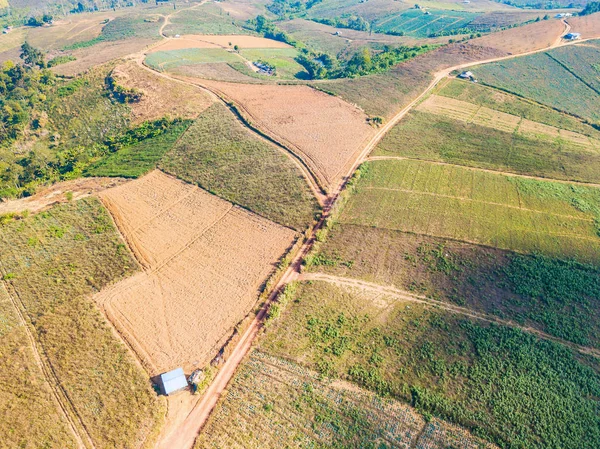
[85,120,192,178]
[374,110,600,184]
[262,280,600,449]
[473,50,600,124]
[339,160,600,262]
[0,286,78,449]
[0,199,163,449]
[437,79,600,139]
[160,103,319,231]
[308,223,600,349]
[162,3,252,36]
[145,48,240,71]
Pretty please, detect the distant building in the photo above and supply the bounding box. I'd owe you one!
[563,32,581,40]
[333,31,342,36]
[159,368,188,396]
[458,71,474,79]
[555,13,572,18]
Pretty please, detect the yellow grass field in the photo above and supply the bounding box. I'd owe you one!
[201,80,377,190]
[95,170,296,375]
[110,61,213,124]
[418,94,598,147]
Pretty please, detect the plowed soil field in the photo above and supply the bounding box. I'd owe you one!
[201,81,376,190]
[110,61,213,124]
[94,170,296,375]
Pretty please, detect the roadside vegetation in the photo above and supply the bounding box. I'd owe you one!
[160,103,319,231]
[262,280,600,449]
[0,198,163,449]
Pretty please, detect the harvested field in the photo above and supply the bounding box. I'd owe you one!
[0,177,127,215]
[437,79,600,139]
[375,110,600,183]
[308,224,600,349]
[319,42,507,119]
[173,62,257,82]
[468,18,564,54]
[417,94,597,144]
[52,38,155,76]
[200,81,377,189]
[95,170,296,375]
[262,280,600,449]
[161,103,319,230]
[162,3,251,37]
[567,15,600,39]
[188,34,292,49]
[0,198,163,449]
[148,37,221,53]
[339,159,600,262]
[109,61,213,124]
[195,350,496,449]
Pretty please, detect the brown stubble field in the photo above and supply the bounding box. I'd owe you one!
[95,170,296,375]
[199,80,377,191]
[110,61,213,124]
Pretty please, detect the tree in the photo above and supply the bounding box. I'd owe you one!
[20,42,46,68]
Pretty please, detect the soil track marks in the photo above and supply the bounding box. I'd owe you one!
[95,170,296,375]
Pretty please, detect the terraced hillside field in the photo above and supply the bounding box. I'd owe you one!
[373,8,479,37]
[0,199,163,449]
[338,159,600,262]
[95,170,296,375]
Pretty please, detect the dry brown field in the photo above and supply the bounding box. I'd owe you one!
[567,14,600,39]
[189,34,293,49]
[148,37,221,52]
[201,80,377,190]
[417,94,598,146]
[175,62,257,82]
[95,170,296,375]
[110,61,213,124]
[468,18,565,54]
[52,38,154,76]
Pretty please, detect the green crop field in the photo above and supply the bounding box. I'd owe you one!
[307,223,600,348]
[262,280,600,449]
[160,103,319,231]
[0,199,163,449]
[548,44,600,94]
[374,9,479,37]
[0,284,78,449]
[338,160,600,262]
[437,79,600,139]
[473,50,600,124]
[145,48,241,71]
[162,3,251,36]
[195,349,495,449]
[85,119,192,178]
[374,110,600,183]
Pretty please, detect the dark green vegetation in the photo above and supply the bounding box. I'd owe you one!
[581,1,600,14]
[375,110,600,183]
[263,280,600,449]
[437,79,600,139]
[85,118,191,178]
[336,159,600,262]
[160,103,319,231]
[0,198,162,449]
[474,45,600,124]
[308,224,600,348]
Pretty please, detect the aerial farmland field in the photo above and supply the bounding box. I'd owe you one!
[261,280,600,449]
[373,8,480,37]
[338,159,600,262]
[95,170,296,375]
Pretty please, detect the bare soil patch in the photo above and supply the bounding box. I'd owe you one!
[191,34,293,49]
[110,61,213,124]
[173,62,257,82]
[95,170,296,375]
[469,19,564,54]
[201,80,377,189]
[0,177,127,215]
[148,37,220,53]
[52,38,154,76]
